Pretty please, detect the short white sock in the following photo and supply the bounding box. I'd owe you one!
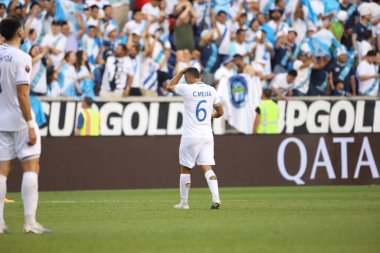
[0,175,6,225]
[204,170,220,202]
[21,172,38,225]
[179,174,191,204]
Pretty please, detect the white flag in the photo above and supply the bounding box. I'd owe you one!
[217,74,262,134]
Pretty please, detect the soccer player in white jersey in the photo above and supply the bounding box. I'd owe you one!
[167,67,224,209]
[0,17,51,234]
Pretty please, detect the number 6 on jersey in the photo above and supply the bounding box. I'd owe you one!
[196,100,207,122]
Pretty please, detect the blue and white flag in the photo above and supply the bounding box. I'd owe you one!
[217,74,262,134]
[301,0,318,24]
[320,0,340,15]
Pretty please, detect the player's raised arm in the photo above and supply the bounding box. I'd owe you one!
[167,68,187,93]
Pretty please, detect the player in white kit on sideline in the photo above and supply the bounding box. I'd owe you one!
[167,67,224,209]
[0,17,51,234]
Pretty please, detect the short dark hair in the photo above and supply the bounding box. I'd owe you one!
[52,20,61,25]
[334,79,344,86]
[28,28,36,35]
[367,50,377,57]
[233,54,243,61]
[0,17,22,40]
[90,4,99,10]
[236,28,246,35]
[103,4,111,10]
[249,18,258,27]
[217,10,227,17]
[287,69,298,77]
[30,1,41,9]
[88,25,97,30]
[184,67,201,78]
[118,43,127,52]
[263,89,272,98]
[363,30,372,41]
[83,97,94,106]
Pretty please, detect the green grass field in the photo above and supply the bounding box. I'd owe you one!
[0,186,379,253]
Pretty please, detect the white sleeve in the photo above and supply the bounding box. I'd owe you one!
[357,63,366,77]
[293,60,303,71]
[173,83,188,96]
[15,55,32,85]
[270,75,280,89]
[213,91,221,106]
[214,68,223,81]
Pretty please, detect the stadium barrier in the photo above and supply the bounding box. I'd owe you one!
[38,96,379,136]
[7,134,379,191]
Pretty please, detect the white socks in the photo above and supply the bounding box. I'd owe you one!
[205,170,220,202]
[0,175,6,225]
[21,172,38,225]
[179,174,191,204]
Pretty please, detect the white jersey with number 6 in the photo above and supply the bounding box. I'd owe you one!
[0,43,32,131]
[174,82,221,139]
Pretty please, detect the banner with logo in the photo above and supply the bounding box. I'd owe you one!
[39,98,380,137]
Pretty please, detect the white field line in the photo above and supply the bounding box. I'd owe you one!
[38,200,249,204]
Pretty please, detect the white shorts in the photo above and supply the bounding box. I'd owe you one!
[179,138,215,168]
[0,125,41,161]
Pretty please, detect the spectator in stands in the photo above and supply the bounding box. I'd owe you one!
[58,51,81,96]
[100,5,119,38]
[126,44,143,96]
[61,18,86,53]
[214,10,231,61]
[140,32,159,96]
[352,6,372,52]
[100,44,132,97]
[229,28,251,64]
[21,28,37,53]
[75,51,96,98]
[307,56,330,96]
[270,69,297,99]
[213,57,236,87]
[122,10,146,36]
[357,50,380,96]
[292,50,314,96]
[41,20,67,66]
[174,0,197,51]
[230,6,247,40]
[29,45,49,96]
[328,46,356,95]
[150,26,171,83]
[46,66,62,97]
[234,54,255,76]
[87,5,100,27]
[359,30,373,62]
[199,28,220,76]
[252,30,272,75]
[246,18,260,46]
[273,29,297,74]
[82,25,103,72]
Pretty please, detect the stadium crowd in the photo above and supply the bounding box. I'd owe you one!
[1,0,380,98]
